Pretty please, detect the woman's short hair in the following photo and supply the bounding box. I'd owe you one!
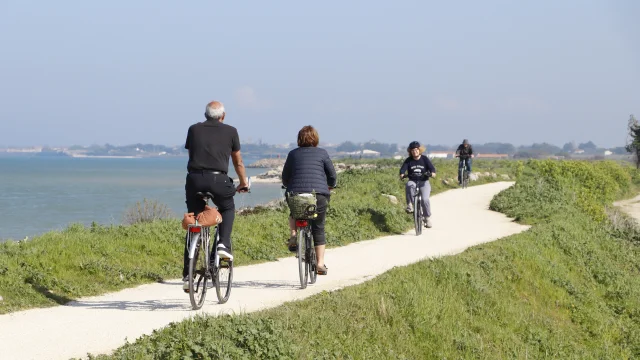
[297,125,319,147]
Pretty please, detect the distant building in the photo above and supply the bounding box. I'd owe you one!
[604,150,613,156]
[427,151,453,159]
[343,149,381,158]
[476,154,509,159]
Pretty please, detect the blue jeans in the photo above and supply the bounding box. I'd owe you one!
[458,158,472,183]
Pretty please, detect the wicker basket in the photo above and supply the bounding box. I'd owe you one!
[286,193,318,220]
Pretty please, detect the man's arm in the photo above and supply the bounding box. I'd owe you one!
[231,151,249,190]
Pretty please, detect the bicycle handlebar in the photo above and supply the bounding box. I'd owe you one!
[400,172,432,181]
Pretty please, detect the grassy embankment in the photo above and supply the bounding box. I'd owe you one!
[92,160,640,359]
[0,159,516,314]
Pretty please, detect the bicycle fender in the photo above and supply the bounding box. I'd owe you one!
[189,233,200,259]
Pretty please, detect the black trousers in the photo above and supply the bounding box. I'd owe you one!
[183,172,236,277]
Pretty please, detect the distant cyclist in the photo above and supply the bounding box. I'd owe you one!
[399,141,436,228]
[455,139,474,186]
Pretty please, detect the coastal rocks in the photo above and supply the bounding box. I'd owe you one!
[381,194,398,205]
[469,173,479,181]
[254,167,283,181]
[248,158,286,168]
[250,161,382,181]
[237,198,286,215]
[501,174,510,180]
[334,163,377,173]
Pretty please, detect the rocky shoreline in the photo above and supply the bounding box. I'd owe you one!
[247,158,286,168]
[242,162,381,183]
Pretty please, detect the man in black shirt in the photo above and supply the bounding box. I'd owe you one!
[455,139,474,185]
[399,141,437,228]
[182,101,249,290]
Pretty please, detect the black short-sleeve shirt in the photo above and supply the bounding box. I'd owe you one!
[185,120,241,173]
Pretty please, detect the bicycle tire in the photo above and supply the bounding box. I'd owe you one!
[414,194,422,235]
[214,229,233,304]
[308,233,317,284]
[188,231,209,310]
[297,228,308,289]
[464,170,469,188]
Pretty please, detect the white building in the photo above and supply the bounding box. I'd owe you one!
[427,151,452,159]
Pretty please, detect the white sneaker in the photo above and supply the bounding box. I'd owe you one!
[183,281,190,292]
[425,217,433,228]
[406,205,414,213]
[217,244,233,261]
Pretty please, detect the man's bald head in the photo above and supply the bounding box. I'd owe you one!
[205,101,225,121]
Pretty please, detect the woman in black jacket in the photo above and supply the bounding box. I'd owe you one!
[281,125,337,275]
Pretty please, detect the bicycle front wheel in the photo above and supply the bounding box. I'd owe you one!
[188,232,209,310]
[215,258,233,304]
[414,195,422,235]
[215,231,233,304]
[297,228,308,289]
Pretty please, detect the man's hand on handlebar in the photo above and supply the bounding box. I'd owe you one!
[237,178,250,193]
[237,184,250,193]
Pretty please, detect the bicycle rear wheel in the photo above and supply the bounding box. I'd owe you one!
[307,233,317,284]
[414,194,422,235]
[214,230,233,304]
[297,228,308,289]
[188,231,209,310]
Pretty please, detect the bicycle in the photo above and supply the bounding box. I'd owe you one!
[185,181,250,309]
[456,155,471,189]
[282,186,321,289]
[401,173,431,236]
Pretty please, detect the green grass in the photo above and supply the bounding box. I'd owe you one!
[90,160,640,359]
[0,159,512,314]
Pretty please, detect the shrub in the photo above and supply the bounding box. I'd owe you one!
[123,199,174,225]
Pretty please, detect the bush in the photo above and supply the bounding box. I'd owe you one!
[492,160,636,223]
[123,198,174,225]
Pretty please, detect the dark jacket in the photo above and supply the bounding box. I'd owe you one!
[400,155,436,182]
[281,147,337,196]
[456,144,474,158]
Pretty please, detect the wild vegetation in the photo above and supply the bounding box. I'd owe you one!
[90,160,640,359]
[0,159,512,314]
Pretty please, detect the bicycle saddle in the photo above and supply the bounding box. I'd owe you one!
[196,192,214,200]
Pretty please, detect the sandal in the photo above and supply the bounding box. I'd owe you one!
[287,235,297,252]
[317,264,328,275]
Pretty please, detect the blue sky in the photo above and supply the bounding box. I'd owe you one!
[0,1,638,148]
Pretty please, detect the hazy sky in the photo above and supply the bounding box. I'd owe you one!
[0,1,638,148]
